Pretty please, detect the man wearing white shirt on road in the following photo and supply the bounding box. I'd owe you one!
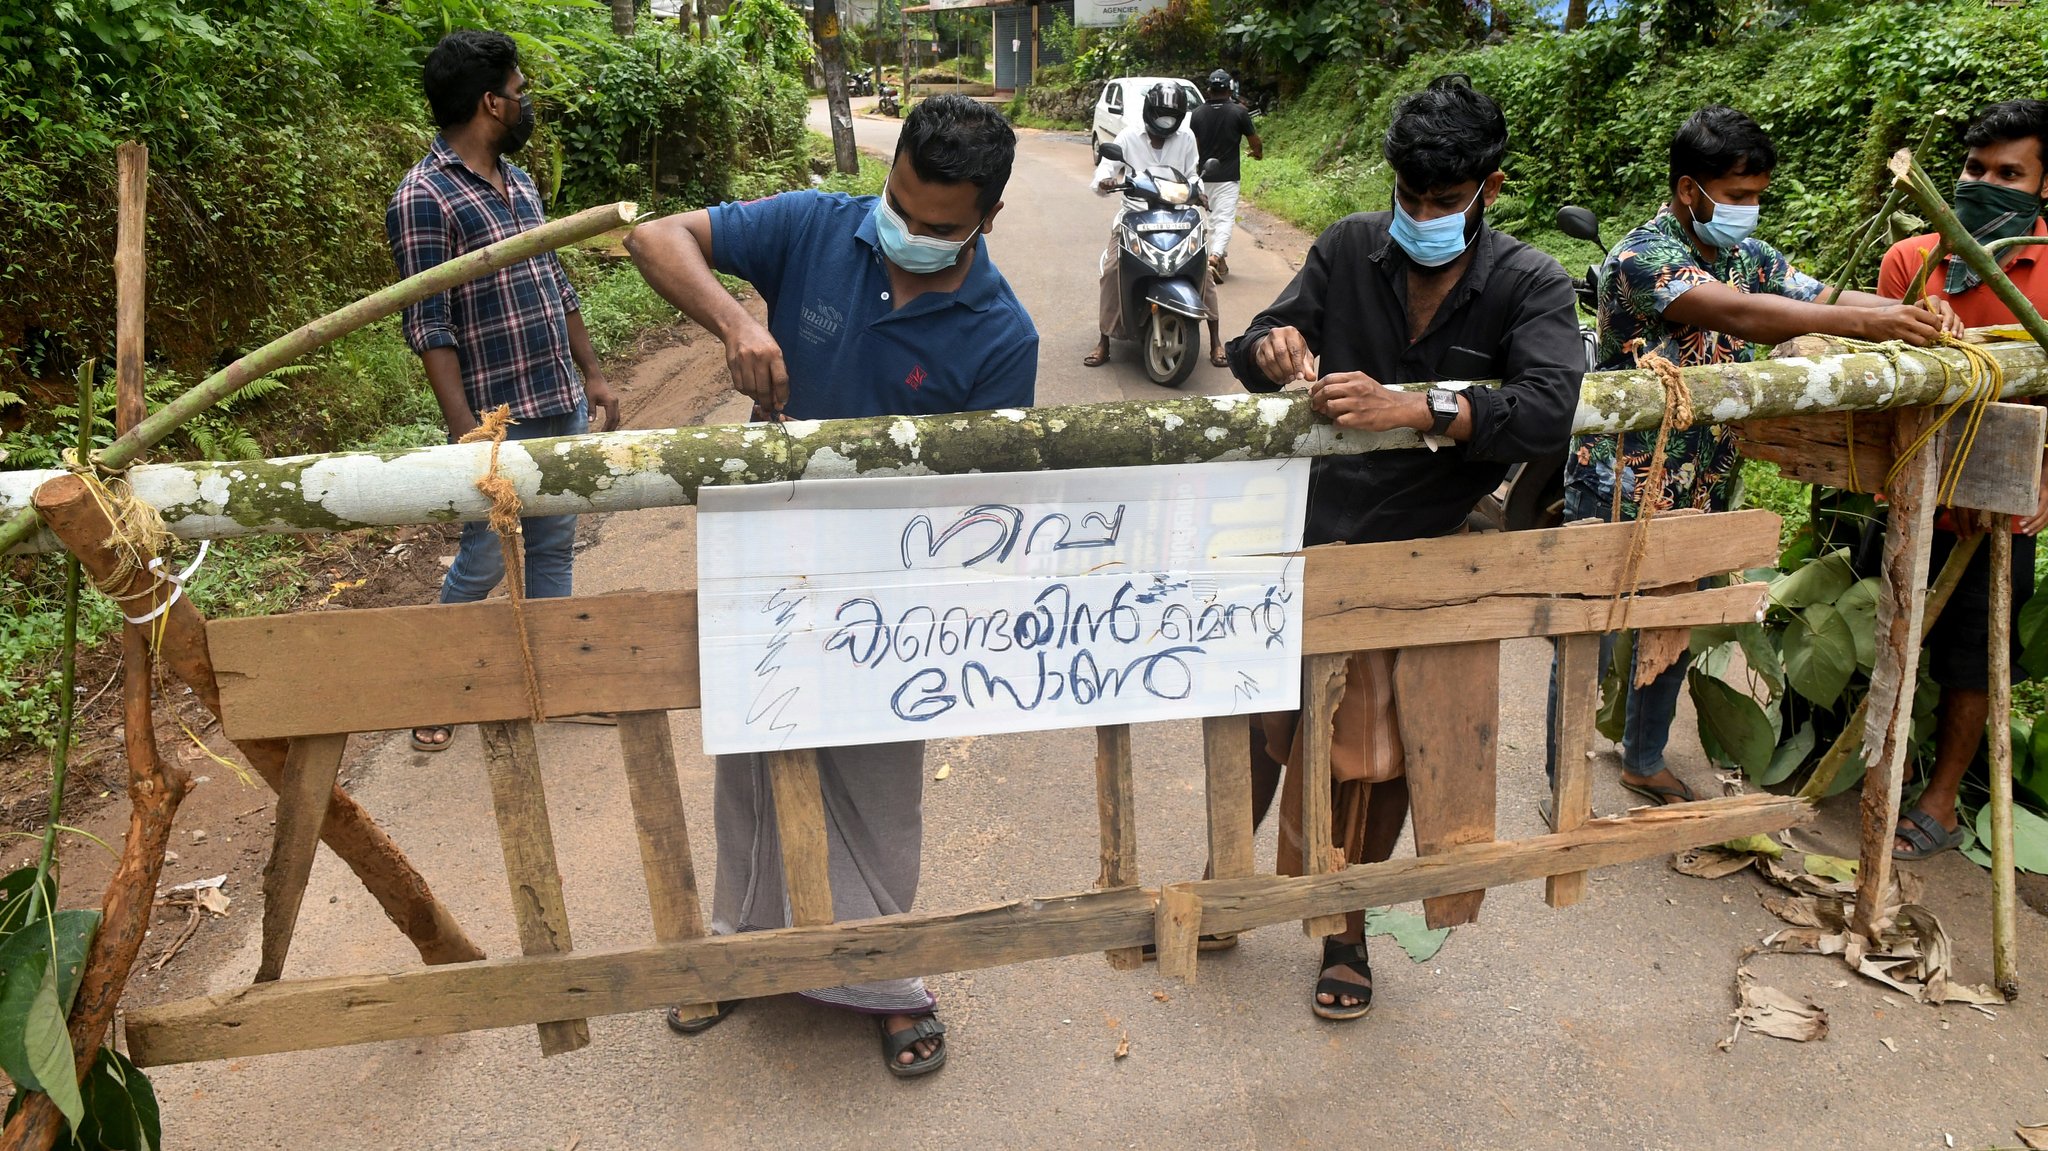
[1085,83,1224,369]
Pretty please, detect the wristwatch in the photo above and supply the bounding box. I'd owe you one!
[1425,387,1459,436]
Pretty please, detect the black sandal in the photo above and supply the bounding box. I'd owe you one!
[880,1013,947,1078]
[1312,936,1374,1022]
[665,1000,736,1035]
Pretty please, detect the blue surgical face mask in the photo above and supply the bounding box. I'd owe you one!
[1688,182,1761,249]
[872,186,977,274]
[1390,188,1481,268]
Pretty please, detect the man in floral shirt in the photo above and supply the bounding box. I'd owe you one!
[1553,105,1960,811]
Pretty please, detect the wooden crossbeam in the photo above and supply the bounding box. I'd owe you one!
[1737,404,2044,515]
[253,734,347,983]
[478,720,589,1056]
[205,512,1779,741]
[122,794,1811,1067]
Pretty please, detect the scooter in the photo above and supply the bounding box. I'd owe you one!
[1467,204,1605,533]
[849,69,876,97]
[1096,141,1218,388]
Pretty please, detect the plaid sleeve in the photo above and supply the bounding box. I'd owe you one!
[1755,239,1825,303]
[549,252,581,314]
[386,180,457,354]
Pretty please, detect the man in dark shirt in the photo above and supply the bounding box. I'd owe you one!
[1224,74,1581,1023]
[1189,69,1261,282]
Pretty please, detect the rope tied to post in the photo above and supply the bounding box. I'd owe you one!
[57,449,209,643]
[461,405,547,725]
[1839,335,2004,503]
[1606,351,1696,631]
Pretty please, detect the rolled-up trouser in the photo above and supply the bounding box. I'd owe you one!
[1207,181,1240,258]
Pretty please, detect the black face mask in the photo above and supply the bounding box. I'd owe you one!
[496,91,535,155]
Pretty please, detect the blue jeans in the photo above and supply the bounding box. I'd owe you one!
[440,401,587,605]
[1543,485,1688,784]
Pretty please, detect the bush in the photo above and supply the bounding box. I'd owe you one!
[1023,78,1104,127]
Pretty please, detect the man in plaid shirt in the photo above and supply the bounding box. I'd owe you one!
[386,30,618,752]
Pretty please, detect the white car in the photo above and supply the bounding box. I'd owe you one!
[1092,76,1204,147]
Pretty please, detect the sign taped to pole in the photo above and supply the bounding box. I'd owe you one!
[697,461,1309,754]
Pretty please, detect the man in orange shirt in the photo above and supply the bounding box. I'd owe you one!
[1876,98,2048,859]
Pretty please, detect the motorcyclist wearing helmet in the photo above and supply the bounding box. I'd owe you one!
[1086,82,1224,370]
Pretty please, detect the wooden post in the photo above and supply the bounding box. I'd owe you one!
[1988,526,2020,999]
[766,749,835,928]
[114,142,148,434]
[615,711,718,1022]
[1854,408,1942,938]
[1028,0,1039,84]
[1202,715,1255,880]
[1094,725,1143,970]
[477,721,590,1055]
[1547,632,1601,908]
[1153,883,1201,983]
[1399,642,1502,929]
[29,475,484,965]
[1300,654,1348,937]
[253,734,347,983]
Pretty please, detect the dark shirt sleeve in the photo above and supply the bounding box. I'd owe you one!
[1225,222,1338,392]
[1237,105,1256,140]
[386,181,457,355]
[971,324,1039,411]
[708,192,816,302]
[1460,258,1584,463]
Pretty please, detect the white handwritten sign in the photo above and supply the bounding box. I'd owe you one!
[696,461,1309,755]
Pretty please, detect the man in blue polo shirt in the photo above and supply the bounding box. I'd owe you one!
[626,94,1035,1077]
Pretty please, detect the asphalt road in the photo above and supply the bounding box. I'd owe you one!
[137,106,2048,1151]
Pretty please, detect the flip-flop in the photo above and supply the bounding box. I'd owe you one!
[1619,775,1695,806]
[880,1013,947,1078]
[1209,349,1229,367]
[1892,808,1967,861]
[1312,936,1373,1022]
[1083,348,1109,368]
[665,1000,737,1035]
[410,725,452,753]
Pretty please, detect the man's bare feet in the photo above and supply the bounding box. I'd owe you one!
[1083,339,1111,367]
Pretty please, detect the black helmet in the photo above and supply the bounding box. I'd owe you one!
[1142,83,1189,140]
[1207,69,1232,92]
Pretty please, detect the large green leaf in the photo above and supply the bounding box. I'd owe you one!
[1689,671,1776,778]
[2018,587,2048,680]
[1833,576,1883,672]
[23,962,83,1129]
[1736,621,1786,690]
[1756,721,1816,786]
[1784,602,1857,707]
[0,909,99,1092]
[1823,741,1869,797]
[0,867,55,946]
[1976,803,2048,875]
[80,1046,161,1151]
[1769,548,1855,610]
[1596,630,1632,744]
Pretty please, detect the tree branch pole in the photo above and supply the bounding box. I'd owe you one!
[7,340,2048,555]
[1889,148,2048,350]
[1988,524,2019,999]
[810,0,859,175]
[31,477,485,966]
[0,201,639,556]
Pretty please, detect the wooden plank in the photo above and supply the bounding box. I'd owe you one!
[1300,654,1347,937]
[1202,714,1254,880]
[1397,642,1500,929]
[209,590,702,740]
[1094,725,1143,970]
[209,536,1771,741]
[615,710,717,1023]
[1738,405,2043,514]
[253,734,347,984]
[766,749,834,928]
[477,720,590,1056]
[1989,527,2020,999]
[123,795,1812,1068]
[1854,410,1942,938]
[1154,883,1201,983]
[1305,582,1769,655]
[1299,509,1779,611]
[1546,633,1601,908]
[114,142,148,433]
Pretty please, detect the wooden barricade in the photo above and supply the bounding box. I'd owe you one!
[121,510,1807,1068]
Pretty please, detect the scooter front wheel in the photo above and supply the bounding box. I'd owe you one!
[1143,311,1197,388]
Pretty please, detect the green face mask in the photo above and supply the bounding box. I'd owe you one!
[1948,179,2043,295]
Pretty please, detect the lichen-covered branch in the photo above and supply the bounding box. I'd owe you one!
[6,339,2046,555]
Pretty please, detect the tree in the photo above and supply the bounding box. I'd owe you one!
[613,0,636,37]
[812,0,859,175]
[1565,0,1587,30]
